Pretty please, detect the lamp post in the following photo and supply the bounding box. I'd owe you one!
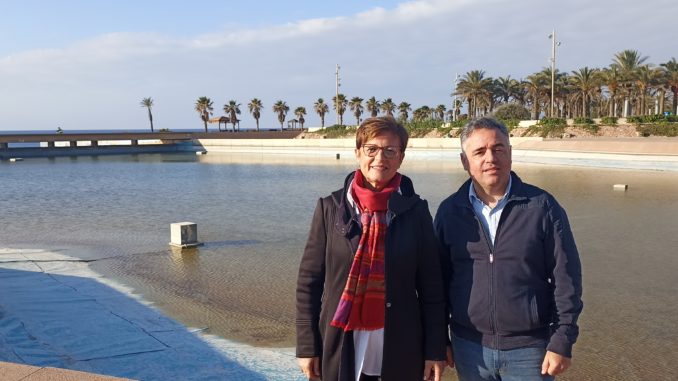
[548,29,561,118]
[335,64,341,125]
[452,73,460,122]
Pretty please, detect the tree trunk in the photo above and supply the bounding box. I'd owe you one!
[582,94,587,118]
[658,90,665,115]
[147,109,154,132]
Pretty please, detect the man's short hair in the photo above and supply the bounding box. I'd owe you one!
[460,117,510,153]
[356,116,409,153]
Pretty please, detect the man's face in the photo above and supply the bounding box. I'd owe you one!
[460,128,512,193]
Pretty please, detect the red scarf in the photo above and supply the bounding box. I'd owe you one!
[330,170,401,331]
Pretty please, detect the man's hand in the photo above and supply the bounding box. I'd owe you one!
[446,345,455,369]
[541,351,571,376]
[297,356,321,380]
[423,360,446,381]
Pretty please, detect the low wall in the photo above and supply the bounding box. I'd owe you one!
[1,142,195,160]
[194,137,678,171]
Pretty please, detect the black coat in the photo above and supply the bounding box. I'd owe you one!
[296,172,447,381]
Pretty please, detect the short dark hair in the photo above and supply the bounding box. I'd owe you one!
[460,117,509,153]
[355,116,409,153]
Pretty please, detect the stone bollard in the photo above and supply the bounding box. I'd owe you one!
[613,184,628,191]
[170,222,204,248]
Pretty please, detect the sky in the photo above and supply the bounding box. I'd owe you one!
[0,0,676,131]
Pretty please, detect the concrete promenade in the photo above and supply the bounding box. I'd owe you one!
[0,248,303,381]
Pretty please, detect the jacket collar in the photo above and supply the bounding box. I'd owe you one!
[331,171,420,237]
[452,171,528,208]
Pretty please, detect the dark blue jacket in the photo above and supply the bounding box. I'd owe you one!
[434,172,583,357]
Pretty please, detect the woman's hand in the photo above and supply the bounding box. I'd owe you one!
[297,356,321,380]
[423,359,446,381]
[446,345,455,368]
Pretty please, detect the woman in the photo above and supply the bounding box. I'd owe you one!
[296,117,447,381]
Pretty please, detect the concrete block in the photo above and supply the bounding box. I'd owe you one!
[170,222,203,248]
[613,184,628,191]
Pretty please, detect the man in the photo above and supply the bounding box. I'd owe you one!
[434,118,583,380]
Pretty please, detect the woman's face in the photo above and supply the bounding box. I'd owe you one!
[355,132,404,191]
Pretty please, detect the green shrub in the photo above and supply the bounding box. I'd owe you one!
[323,124,356,138]
[636,124,678,137]
[491,103,530,121]
[402,119,440,138]
[627,115,678,124]
[538,117,567,127]
[600,116,617,125]
[573,117,595,125]
[448,120,467,128]
[580,124,599,134]
[525,124,565,138]
[498,119,520,130]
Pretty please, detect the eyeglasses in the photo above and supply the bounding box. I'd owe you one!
[362,144,401,159]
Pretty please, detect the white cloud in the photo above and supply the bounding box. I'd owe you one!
[0,0,676,131]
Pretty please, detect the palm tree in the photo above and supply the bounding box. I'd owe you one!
[435,104,447,121]
[397,102,411,121]
[601,67,621,117]
[195,96,214,132]
[413,106,431,121]
[612,49,649,116]
[635,66,663,115]
[494,76,522,104]
[294,106,307,130]
[366,97,380,117]
[349,97,364,125]
[272,100,289,131]
[332,93,348,125]
[140,97,154,132]
[455,70,494,118]
[523,74,547,120]
[570,67,600,118]
[314,98,329,129]
[248,98,263,131]
[660,58,678,115]
[537,67,567,117]
[380,98,396,117]
[223,100,241,132]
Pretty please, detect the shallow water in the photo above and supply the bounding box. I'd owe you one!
[2,152,678,380]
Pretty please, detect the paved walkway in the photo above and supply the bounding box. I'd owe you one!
[0,248,303,381]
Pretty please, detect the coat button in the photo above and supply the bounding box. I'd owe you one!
[386,302,392,308]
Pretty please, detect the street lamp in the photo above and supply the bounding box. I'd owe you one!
[452,73,460,122]
[548,29,561,118]
[335,64,341,125]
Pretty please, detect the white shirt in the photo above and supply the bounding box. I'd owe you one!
[468,176,512,244]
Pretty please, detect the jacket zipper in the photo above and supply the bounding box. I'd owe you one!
[472,211,497,344]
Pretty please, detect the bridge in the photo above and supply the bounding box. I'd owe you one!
[0,131,303,159]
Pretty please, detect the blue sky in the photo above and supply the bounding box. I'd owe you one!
[1,0,676,131]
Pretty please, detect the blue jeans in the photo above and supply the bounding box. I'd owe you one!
[452,336,554,381]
